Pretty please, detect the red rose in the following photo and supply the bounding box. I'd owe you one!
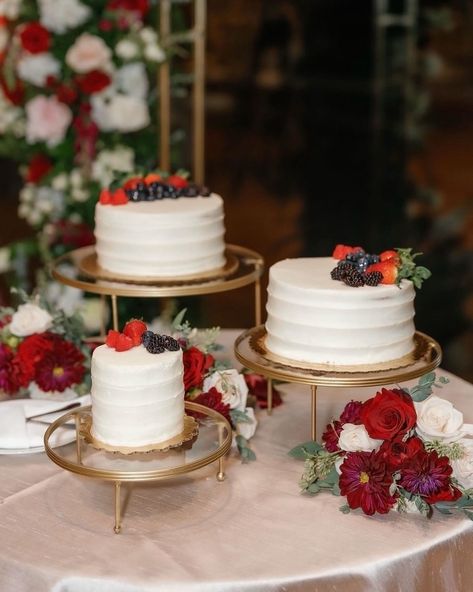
[379,436,425,470]
[17,333,56,377]
[188,387,231,422]
[361,388,417,440]
[26,154,52,183]
[243,373,282,409]
[56,84,77,105]
[76,70,111,95]
[19,22,50,54]
[182,346,214,392]
[425,486,462,505]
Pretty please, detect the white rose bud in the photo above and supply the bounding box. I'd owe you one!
[452,439,473,490]
[415,395,472,443]
[236,407,258,441]
[338,423,382,453]
[203,369,249,412]
[9,303,53,337]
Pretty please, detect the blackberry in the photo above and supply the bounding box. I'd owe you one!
[331,266,345,281]
[146,340,165,354]
[183,184,199,197]
[161,335,181,351]
[343,269,365,287]
[364,271,383,286]
[200,186,211,197]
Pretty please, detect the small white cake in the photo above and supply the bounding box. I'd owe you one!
[94,194,226,277]
[91,343,184,448]
[265,257,416,366]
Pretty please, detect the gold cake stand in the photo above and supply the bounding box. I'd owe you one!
[50,244,264,333]
[44,402,232,534]
[234,326,442,441]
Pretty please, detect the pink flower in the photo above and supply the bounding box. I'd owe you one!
[66,33,112,73]
[26,95,72,147]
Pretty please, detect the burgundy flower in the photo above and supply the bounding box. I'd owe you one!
[339,450,397,515]
[361,388,417,440]
[34,338,85,392]
[322,420,343,452]
[19,22,50,54]
[0,344,32,395]
[17,332,56,377]
[183,347,214,392]
[187,387,231,422]
[399,450,455,499]
[76,70,111,95]
[26,154,52,183]
[379,436,425,470]
[243,373,282,409]
[340,400,363,424]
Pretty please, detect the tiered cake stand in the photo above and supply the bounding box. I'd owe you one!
[51,244,264,333]
[44,402,232,533]
[235,326,442,441]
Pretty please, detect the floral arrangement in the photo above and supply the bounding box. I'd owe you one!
[171,310,282,461]
[0,0,167,262]
[0,291,90,398]
[290,373,473,519]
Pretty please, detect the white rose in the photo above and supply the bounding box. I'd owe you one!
[90,90,115,132]
[236,407,258,440]
[415,395,472,442]
[452,439,473,490]
[79,297,109,334]
[17,53,60,87]
[203,369,249,411]
[115,39,140,60]
[51,173,69,191]
[107,94,150,132]
[338,423,382,453]
[38,0,91,34]
[66,33,112,73]
[143,43,165,63]
[91,145,134,186]
[18,203,30,219]
[9,303,53,337]
[116,62,148,99]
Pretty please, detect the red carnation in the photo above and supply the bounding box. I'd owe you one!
[188,387,231,422]
[19,22,50,54]
[183,346,214,392]
[17,332,56,377]
[76,70,111,95]
[243,373,282,409]
[379,436,425,470]
[361,388,417,440]
[34,337,85,392]
[26,154,52,183]
[339,450,397,515]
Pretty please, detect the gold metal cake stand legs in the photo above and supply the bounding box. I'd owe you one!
[114,481,122,534]
[216,424,226,481]
[311,385,317,442]
[267,378,273,416]
[255,275,262,326]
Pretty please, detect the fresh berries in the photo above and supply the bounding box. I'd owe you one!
[99,188,112,204]
[115,333,134,352]
[332,244,364,260]
[141,330,182,354]
[379,250,399,263]
[105,329,120,348]
[331,267,346,281]
[161,335,180,351]
[144,173,162,184]
[366,261,398,285]
[167,174,188,188]
[123,319,147,346]
[364,271,383,286]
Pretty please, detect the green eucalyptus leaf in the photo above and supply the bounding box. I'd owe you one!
[464,509,473,521]
[339,504,351,514]
[172,308,188,329]
[307,482,321,494]
[289,441,323,459]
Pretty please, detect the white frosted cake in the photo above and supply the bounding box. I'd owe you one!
[91,333,184,448]
[265,257,416,366]
[95,192,226,278]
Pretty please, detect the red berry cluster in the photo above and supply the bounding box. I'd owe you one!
[105,319,147,352]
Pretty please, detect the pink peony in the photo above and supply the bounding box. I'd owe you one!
[26,95,72,147]
[66,33,112,73]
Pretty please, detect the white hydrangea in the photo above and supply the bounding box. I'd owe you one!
[91,145,135,187]
[91,91,150,133]
[38,0,91,34]
[17,53,61,87]
[115,39,140,61]
[19,185,65,227]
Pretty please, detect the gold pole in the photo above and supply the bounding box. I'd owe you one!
[114,481,122,534]
[311,385,317,441]
[267,377,273,416]
[111,295,118,331]
[99,294,106,339]
[75,414,82,464]
[216,423,225,481]
[255,276,261,326]
[193,0,206,183]
[159,0,171,171]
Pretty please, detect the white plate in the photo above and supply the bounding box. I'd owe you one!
[0,397,89,455]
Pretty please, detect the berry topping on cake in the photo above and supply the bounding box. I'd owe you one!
[123,176,143,191]
[141,330,182,354]
[366,260,398,285]
[115,333,134,352]
[343,268,365,287]
[167,174,188,188]
[161,335,180,351]
[364,271,383,286]
[123,319,147,346]
[144,173,162,184]
[99,188,112,204]
[106,329,120,348]
[112,188,128,205]
[379,249,399,262]
[332,244,364,260]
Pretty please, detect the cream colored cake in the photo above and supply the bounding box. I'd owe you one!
[265,257,416,366]
[91,343,184,448]
[94,194,225,277]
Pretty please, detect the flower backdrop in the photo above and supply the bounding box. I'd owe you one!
[0,0,166,266]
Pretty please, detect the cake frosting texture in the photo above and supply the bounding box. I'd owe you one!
[265,257,416,366]
[94,193,225,277]
[91,343,184,447]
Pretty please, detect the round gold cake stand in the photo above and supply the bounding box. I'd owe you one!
[234,326,442,441]
[50,244,264,333]
[44,402,232,534]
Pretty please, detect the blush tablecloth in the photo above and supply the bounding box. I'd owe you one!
[1,330,473,592]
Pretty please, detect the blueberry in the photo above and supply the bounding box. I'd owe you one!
[141,331,154,347]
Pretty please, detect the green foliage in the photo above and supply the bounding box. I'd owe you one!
[404,371,449,402]
[395,248,432,289]
[235,435,256,463]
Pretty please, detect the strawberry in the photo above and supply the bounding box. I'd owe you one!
[105,329,120,348]
[144,173,162,185]
[167,174,188,188]
[123,319,147,346]
[123,176,143,191]
[332,244,364,260]
[379,249,399,263]
[366,261,398,284]
[99,188,112,205]
[115,333,134,352]
[111,188,128,205]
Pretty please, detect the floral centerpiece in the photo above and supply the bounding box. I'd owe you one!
[0,0,167,264]
[0,291,90,399]
[290,373,473,519]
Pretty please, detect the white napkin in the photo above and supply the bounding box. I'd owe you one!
[0,395,90,450]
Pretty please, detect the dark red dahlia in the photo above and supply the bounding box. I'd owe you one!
[322,420,343,453]
[243,373,282,409]
[379,436,425,470]
[0,344,32,395]
[19,22,50,54]
[187,387,231,422]
[399,450,456,500]
[17,332,56,377]
[34,338,85,392]
[339,450,397,515]
[340,400,363,424]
